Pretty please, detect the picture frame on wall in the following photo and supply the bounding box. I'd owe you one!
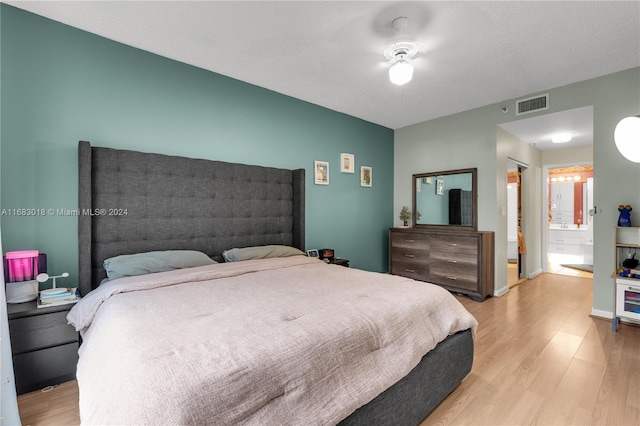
[314,160,329,185]
[340,153,355,173]
[436,178,444,195]
[360,166,372,187]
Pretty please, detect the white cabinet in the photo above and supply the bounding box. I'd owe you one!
[550,183,574,224]
[613,226,640,331]
[548,229,589,259]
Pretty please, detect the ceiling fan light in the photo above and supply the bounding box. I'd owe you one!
[389,60,413,85]
[614,116,640,163]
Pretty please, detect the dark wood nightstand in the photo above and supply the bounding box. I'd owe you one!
[7,299,79,394]
[329,258,350,267]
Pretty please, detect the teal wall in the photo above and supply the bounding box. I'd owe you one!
[0,5,394,286]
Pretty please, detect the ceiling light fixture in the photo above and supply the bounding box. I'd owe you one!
[614,116,640,163]
[551,133,572,144]
[385,18,420,86]
[388,49,414,85]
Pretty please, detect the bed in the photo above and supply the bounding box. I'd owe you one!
[69,141,477,425]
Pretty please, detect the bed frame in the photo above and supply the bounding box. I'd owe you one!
[78,140,305,295]
[77,140,473,425]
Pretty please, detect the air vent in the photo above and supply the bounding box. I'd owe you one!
[515,94,549,116]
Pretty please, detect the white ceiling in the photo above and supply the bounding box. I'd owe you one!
[499,105,594,151]
[4,1,640,131]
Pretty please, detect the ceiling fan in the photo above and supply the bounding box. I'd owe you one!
[383,16,422,86]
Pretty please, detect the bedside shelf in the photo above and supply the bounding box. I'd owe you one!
[7,299,79,394]
[613,227,640,331]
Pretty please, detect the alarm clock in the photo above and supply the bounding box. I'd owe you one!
[319,248,334,261]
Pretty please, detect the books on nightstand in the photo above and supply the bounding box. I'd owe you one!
[36,287,80,308]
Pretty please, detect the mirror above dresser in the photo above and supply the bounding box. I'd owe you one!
[412,168,477,230]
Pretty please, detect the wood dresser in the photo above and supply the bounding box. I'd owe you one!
[389,227,494,301]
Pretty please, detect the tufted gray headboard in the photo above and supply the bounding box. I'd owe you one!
[78,141,305,296]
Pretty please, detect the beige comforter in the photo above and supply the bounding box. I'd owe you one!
[67,256,477,425]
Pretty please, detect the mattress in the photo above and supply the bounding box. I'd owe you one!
[68,256,477,425]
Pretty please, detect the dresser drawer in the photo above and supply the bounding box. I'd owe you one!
[430,235,478,255]
[9,311,78,355]
[430,267,478,292]
[390,260,428,281]
[390,232,430,249]
[390,247,429,266]
[430,250,477,266]
[13,342,78,394]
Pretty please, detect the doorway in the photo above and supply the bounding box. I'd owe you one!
[544,163,594,278]
[507,160,527,287]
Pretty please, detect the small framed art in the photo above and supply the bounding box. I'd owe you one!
[306,249,319,258]
[436,178,444,195]
[360,166,372,187]
[314,161,329,185]
[340,153,355,173]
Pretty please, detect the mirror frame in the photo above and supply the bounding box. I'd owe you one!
[412,167,478,230]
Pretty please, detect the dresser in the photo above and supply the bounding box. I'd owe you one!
[389,228,494,301]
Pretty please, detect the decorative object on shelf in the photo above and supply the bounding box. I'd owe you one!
[617,204,633,227]
[340,153,354,173]
[614,115,640,163]
[36,272,70,295]
[3,250,47,303]
[314,160,329,185]
[399,206,411,227]
[360,166,372,187]
[37,287,80,309]
[36,271,79,308]
[318,248,335,261]
[622,253,638,269]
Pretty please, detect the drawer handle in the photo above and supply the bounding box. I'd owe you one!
[404,254,415,258]
[448,243,458,247]
[446,276,458,280]
[447,260,458,264]
[405,269,415,273]
[405,239,415,243]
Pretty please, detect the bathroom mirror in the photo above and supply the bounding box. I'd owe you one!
[412,168,477,230]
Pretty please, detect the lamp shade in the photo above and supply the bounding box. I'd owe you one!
[389,60,413,85]
[614,116,640,163]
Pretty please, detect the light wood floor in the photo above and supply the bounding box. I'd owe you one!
[422,273,638,425]
[17,273,638,426]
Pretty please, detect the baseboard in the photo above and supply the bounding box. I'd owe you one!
[494,286,510,297]
[527,269,543,279]
[590,308,613,319]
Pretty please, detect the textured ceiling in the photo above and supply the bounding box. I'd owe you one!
[4,1,640,130]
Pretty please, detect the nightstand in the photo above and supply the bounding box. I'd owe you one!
[7,300,79,394]
[329,258,350,267]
